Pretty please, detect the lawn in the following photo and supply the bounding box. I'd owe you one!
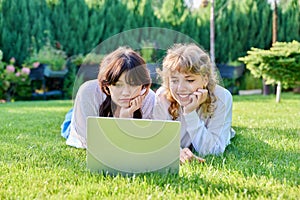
[0,93,299,199]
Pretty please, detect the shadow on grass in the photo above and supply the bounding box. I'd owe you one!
[28,127,297,196]
[55,126,299,183]
[207,127,299,185]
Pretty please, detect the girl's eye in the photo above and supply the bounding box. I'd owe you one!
[114,83,124,87]
[187,79,195,83]
[170,79,178,84]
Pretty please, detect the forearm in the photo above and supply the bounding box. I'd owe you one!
[183,111,229,155]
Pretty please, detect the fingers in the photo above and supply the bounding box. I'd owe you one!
[180,148,194,164]
[140,88,147,97]
[180,154,193,164]
[180,156,186,164]
[192,89,208,104]
[193,89,208,99]
[189,94,197,103]
[120,95,144,118]
[180,148,205,165]
[184,147,194,157]
[193,154,206,163]
[129,96,143,110]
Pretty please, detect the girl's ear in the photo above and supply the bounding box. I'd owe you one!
[203,75,209,88]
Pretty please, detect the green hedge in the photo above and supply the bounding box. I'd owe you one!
[0,0,299,64]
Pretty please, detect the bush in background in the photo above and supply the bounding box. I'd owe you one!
[0,51,31,101]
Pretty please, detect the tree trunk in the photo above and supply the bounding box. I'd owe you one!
[276,81,281,103]
[264,0,278,95]
[272,1,279,98]
[272,0,278,43]
[210,0,215,66]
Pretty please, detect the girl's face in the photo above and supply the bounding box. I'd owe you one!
[169,70,208,106]
[108,72,142,108]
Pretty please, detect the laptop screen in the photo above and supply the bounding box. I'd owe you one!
[87,117,181,175]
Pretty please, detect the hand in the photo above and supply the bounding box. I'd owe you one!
[183,89,208,114]
[180,148,205,165]
[119,95,144,118]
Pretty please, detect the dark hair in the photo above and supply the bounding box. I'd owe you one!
[98,47,151,118]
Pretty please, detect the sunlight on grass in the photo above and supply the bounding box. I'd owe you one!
[0,94,299,199]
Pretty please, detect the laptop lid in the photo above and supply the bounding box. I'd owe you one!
[87,117,181,176]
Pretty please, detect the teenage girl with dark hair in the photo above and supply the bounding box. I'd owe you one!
[63,47,154,148]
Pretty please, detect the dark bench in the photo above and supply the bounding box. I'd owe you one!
[217,64,244,79]
[216,64,244,94]
[49,63,244,96]
[29,64,65,100]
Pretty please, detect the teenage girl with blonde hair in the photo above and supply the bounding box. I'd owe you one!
[153,43,235,164]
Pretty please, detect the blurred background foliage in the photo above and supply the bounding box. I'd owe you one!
[0,0,298,65]
[0,0,299,99]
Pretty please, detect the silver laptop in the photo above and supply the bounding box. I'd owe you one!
[87,117,181,176]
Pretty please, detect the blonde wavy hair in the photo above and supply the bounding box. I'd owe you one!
[161,43,218,120]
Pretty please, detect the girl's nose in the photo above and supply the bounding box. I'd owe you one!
[122,85,131,94]
[177,81,193,92]
[178,81,188,90]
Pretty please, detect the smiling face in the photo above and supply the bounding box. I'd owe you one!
[108,72,142,108]
[169,71,208,106]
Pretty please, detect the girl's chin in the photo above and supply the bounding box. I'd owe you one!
[116,101,130,107]
[176,98,190,106]
[179,102,189,107]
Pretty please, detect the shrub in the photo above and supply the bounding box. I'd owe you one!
[0,51,31,101]
[25,42,67,71]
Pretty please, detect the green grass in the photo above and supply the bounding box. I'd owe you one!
[0,93,299,199]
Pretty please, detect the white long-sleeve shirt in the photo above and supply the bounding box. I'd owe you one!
[153,85,235,156]
[66,79,155,148]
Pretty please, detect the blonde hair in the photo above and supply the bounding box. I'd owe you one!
[161,43,218,120]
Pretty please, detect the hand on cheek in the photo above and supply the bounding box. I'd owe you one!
[119,95,144,118]
[183,89,208,114]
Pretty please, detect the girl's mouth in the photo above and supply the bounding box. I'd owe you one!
[177,92,193,98]
[178,94,190,98]
[119,98,131,102]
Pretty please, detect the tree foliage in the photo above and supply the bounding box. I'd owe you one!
[50,0,89,56]
[154,0,188,26]
[1,0,50,64]
[0,0,299,65]
[239,40,300,88]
